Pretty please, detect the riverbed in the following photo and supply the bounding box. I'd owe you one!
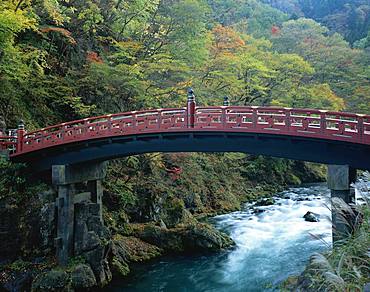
[107,183,333,291]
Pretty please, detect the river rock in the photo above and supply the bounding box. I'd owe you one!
[71,264,97,289]
[303,211,320,222]
[110,237,130,277]
[114,235,162,263]
[252,208,265,214]
[31,270,72,292]
[133,222,234,253]
[133,223,184,252]
[183,223,234,251]
[255,197,275,206]
[297,197,312,201]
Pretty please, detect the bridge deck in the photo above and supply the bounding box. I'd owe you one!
[1,106,370,171]
[2,106,369,157]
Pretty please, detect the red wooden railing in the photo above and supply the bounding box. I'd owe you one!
[1,106,369,157]
[0,135,16,152]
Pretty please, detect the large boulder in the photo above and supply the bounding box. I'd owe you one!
[255,197,275,207]
[182,223,235,252]
[113,235,162,263]
[109,235,130,277]
[133,222,234,253]
[31,270,71,292]
[303,211,320,222]
[71,264,97,290]
[133,224,184,252]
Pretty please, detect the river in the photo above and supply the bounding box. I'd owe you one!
[107,183,334,291]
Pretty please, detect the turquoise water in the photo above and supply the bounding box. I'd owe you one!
[106,184,332,291]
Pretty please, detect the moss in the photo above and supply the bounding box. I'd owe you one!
[113,234,162,262]
[31,270,72,292]
[279,275,299,291]
[111,259,130,277]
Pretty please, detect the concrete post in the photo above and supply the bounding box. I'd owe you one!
[52,162,107,265]
[327,165,357,243]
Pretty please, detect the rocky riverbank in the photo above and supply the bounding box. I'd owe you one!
[0,154,326,291]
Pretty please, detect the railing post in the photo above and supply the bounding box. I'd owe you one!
[285,108,291,131]
[252,106,258,128]
[320,110,327,134]
[357,115,364,144]
[157,110,162,130]
[222,96,229,127]
[16,120,25,153]
[187,88,196,128]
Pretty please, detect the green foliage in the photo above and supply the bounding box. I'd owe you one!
[0,158,27,200]
[2,0,367,127]
[272,17,369,113]
[67,256,86,270]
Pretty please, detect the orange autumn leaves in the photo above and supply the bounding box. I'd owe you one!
[210,25,246,57]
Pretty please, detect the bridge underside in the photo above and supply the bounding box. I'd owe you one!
[12,131,370,171]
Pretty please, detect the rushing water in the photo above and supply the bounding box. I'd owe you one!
[107,184,333,292]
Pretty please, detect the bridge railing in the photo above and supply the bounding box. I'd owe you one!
[17,108,188,154]
[0,135,17,153]
[3,106,370,156]
[194,107,369,143]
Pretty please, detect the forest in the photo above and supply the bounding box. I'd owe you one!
[0,0,369,291]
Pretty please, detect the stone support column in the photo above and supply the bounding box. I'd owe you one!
[55,183,76,266]
[52,162,107,265]
[87,179,103,222]
[327,165,357,243]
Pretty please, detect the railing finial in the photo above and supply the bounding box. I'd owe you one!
[223,96,230,106]
[16,119,25,153]
[18,119,25,130]
[187,87,195,102]
[187,88,196,128]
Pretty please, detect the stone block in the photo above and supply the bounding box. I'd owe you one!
[327,165,356,190]
[52,162,107,186]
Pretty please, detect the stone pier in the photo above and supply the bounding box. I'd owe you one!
[327,165,357,243]
[52,162,107,265]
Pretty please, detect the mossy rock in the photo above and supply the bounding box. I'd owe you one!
[71,264,97,289]
[133,223,185,252]
[280,275,299,291]
[111,258,130,277]
[163,197,186,227]
[255,197,275,206]
[113,235,162,263]
[182,223,235,251]
[31,270,72,292]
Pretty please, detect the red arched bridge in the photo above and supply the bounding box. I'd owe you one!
[1,96,370,171]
